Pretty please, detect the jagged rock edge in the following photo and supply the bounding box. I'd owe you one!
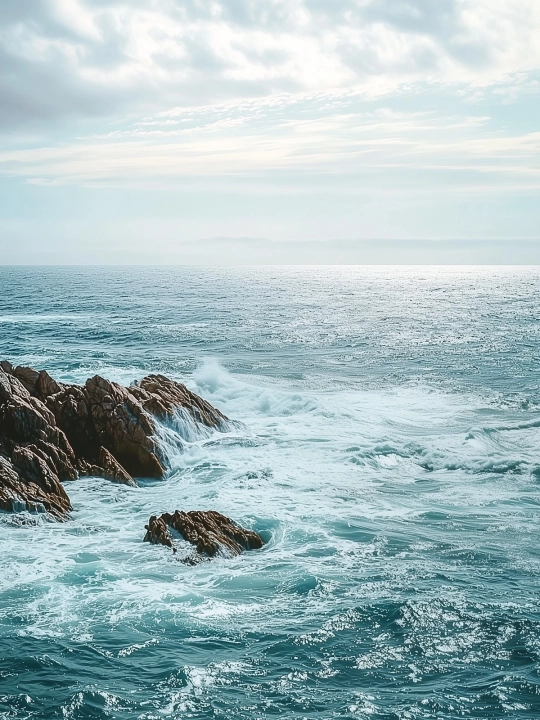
[0,363,229,520]
[144,510,265,562]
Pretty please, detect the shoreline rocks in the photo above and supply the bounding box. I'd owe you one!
[144,510,265,561]
[0,362,229,520]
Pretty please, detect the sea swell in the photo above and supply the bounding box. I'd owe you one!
[1,266,540,719]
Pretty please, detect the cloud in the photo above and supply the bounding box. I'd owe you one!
[2,228,540,264]
[0,1,539,255]
[0,0,539,134]
[1,90,538,194]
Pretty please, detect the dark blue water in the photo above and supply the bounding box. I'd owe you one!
[1,266,540,719]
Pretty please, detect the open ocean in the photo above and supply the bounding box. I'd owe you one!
[1,265,540,720]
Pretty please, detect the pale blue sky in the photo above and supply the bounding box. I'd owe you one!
[0,0,539,263]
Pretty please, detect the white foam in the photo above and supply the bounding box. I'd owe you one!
[1,361,540,647]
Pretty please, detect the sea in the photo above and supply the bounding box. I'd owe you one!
[1,265,540,720]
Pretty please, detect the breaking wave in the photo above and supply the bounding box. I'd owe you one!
[2,266,540,719]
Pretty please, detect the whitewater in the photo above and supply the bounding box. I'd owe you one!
[1,265,540,719]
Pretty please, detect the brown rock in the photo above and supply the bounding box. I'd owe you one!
[0,367,30,404]
[12,440,78,483]
[33,439,78,481]
[143,510,264,558]
[98,447,136,486]
[0,394,70,450]
[46,385,99,460]
[0,362,230,522]
[11,446,70,501]
[13,366,40,395]
[0,451,71,520]
[78,448,136,486]
[0,454,26,513]
[132,374,228,428]
[0,366,76,520]
[85,375,164,478]
[36,370,63,400]
[144,515,174,548]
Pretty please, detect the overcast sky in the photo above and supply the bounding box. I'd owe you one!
[0,0,539,263]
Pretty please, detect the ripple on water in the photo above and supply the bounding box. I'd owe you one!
[1,267,540,718]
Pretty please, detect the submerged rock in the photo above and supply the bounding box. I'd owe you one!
[144,510,264,560]
[0,362,229,520]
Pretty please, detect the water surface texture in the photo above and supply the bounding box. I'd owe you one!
[1,266,540,719]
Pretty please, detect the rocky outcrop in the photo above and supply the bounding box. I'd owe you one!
[0,366,75,519]
[0,451,71,520]
[0,362,229,520]
[144,510,264,560]
[85,375,164,478]
[78,447,136,487]
[131,375,229,428]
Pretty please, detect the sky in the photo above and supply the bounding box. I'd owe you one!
[0,0,539,264]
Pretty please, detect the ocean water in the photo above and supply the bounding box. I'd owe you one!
[1,265,540,720]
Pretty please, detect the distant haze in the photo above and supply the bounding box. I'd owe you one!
[2,238,540,266]
[0,1,539,263]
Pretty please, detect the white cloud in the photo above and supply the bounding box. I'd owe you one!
[0,0,539,252]
[1,93,538,193]
[0,0,539,132]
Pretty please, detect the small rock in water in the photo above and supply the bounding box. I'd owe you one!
[144,515,175,549]
[144,510,264,560]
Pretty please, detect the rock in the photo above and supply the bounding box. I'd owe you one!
[0,366,78,520]
[46,385,99,460]
[33,439,78,481]
[97,446,135,486]
[85,376,164,478]
[36,370,63,400]
[0,361,230,521]
[79,447,136,486]
[0,454,26,513]
[11,446,71,504]
[1,394,63,446]
[143,510,264,558]
[131,374,228,428]
[0,367,30,404]
[0,453,71,520]
[13,366,40,395]
[144,515,174,548]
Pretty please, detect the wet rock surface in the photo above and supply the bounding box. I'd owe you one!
[85,375,164,478]
[144,510,264,560]
[0,367,74,520]
[144,514,174,549]
[131,374,229,428]
[0,362,229,520]
[78,447,136,487]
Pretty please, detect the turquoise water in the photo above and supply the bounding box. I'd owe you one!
[1,266,540,719]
